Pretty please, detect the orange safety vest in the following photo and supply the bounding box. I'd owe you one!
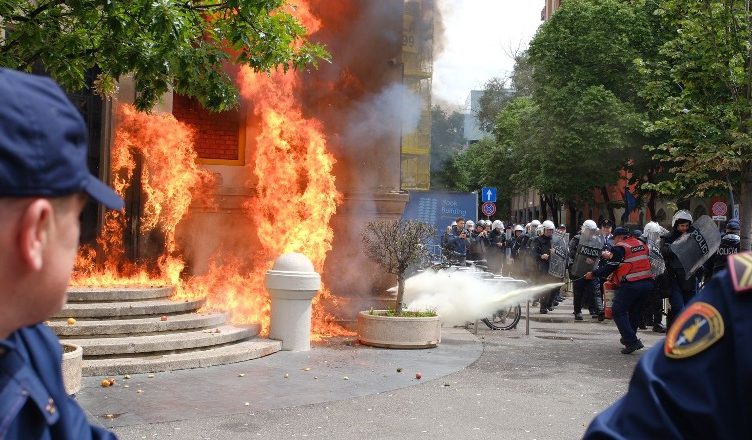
[614,237,653,283]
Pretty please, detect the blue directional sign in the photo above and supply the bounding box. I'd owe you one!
[481,187,497,203]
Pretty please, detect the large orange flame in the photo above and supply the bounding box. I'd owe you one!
[73,105,214,288]
[72,0,351,339]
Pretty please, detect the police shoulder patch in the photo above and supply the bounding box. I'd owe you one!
[664,302,724,359]
[728,251,752,294]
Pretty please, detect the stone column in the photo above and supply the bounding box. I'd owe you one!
[265,253,320,351]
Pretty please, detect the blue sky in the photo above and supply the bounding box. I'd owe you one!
[432,0,543,109]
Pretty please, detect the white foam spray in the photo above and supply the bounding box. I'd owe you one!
[393,270,564,326]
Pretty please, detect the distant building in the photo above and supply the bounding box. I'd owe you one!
[542,0,563,21]
[463,90,491,143]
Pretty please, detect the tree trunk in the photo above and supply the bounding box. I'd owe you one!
[599,186,617,224]
[740,161,752,251]
[540,194,548,220]
[568,202,578,235]
[395,273,406,315]
[546,196,560,224]
[647,190,656,220]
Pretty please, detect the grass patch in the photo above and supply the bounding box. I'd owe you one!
[369,308,438,317]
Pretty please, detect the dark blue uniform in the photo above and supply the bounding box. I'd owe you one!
[0,324,117,439]
[584,251,752,438]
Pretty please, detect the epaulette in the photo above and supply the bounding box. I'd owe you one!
[728,251,752,294]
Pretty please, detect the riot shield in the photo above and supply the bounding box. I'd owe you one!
[570,228,605,277]
[548,231,570,278]
[644,228,666,276]
[669,215,722,279]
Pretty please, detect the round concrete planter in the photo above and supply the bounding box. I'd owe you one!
[61,343,82,395]
[357,311,441,349]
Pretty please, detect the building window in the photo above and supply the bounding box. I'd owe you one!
[172,94,245,165]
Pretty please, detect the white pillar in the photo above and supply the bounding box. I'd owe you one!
[265,253,320,351]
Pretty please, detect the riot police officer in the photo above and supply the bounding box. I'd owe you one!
[534,220,559,313]
[488,220,506,273]
[569,220,601,321]
[661,210,700,319]
[584,251,752,438]
[585,227,655,354]
[704,218,741,280]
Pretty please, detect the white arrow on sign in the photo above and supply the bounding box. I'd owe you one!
[486,189,492,200]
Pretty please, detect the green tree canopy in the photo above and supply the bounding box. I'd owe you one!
[0,0,328,111]
[523,0,649,218]
[638,0,752,248]
[430,105,465,188]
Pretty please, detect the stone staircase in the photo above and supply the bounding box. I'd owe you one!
[50,286,280,376]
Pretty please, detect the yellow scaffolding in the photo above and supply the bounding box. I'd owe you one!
[401,0,433,191]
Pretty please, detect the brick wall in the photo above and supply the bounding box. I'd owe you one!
[172,94,241,161]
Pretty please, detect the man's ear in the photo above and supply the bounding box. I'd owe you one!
[18,199,53,271]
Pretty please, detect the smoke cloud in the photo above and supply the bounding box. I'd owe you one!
[396,270,563,326]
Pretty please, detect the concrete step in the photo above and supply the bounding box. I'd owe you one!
[48,312,228,336]
[67,286,173,302]
[65,325,258,356]
[54,298,205,319]
[83,338,281,376]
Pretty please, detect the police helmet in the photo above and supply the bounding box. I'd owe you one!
[514,224,525,232]
[643,221,662,235]
[492,220,503,231]
[466,220,475,230]
[582,219,598,231]
[542,220,555,230]
[531,220,541,227]
[672,210,693,227]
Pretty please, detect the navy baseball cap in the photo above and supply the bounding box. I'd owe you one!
[612,227,630,237]
[0,68,124,210]
[726,219,740,230]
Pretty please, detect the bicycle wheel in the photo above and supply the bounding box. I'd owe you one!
[482,304,521,330]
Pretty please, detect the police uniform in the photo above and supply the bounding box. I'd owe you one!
[0,324,117,439]
[584,251,752,438]
[0,68,124,439]
[593,231,654,352]
[704,223,741,279]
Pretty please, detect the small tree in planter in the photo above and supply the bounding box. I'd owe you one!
[361,219,436,315]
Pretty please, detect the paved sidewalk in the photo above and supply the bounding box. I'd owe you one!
[78,303,665,440]
[77,328,482,429]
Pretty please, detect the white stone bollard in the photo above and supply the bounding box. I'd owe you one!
[265,253,321,351]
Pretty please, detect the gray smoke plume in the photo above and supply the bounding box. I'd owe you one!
[395,270,563,326]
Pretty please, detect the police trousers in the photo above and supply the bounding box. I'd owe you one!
[612,279,655,345]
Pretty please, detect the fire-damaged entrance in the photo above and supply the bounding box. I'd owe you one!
[29,65,108,248]
[65,69,107,246]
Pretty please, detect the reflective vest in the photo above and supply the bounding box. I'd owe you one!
[614,237,653,283]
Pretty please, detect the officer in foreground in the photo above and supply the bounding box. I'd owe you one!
[0,69,123,439]
[584,251,752,439]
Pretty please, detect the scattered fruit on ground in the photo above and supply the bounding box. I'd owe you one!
[415,372,422,380]
[67,318,77,326]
